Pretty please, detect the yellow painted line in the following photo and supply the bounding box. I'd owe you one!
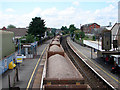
[26,46,47,90]
[69,39,120,84]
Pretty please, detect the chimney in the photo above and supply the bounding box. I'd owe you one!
[118,1,120,23]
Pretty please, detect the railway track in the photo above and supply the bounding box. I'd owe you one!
[61,36,113,90]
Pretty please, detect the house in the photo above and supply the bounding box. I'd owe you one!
[81,23,100,34]
[44,28,52,38]
[111,23,120,40]
[1,27,7,30]
[5,28,28,39]
[110,23,120,48]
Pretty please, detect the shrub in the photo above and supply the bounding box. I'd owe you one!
[92,36,96,41]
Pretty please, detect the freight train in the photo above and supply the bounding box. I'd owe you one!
[42,35,91,90]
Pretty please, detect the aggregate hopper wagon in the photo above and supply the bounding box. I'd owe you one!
[42,36,91,90]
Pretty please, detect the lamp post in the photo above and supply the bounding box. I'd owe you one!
[18,39,21,54]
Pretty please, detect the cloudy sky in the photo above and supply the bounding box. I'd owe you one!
[0,0,119,28]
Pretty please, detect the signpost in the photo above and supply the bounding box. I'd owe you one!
[16,55,25,63]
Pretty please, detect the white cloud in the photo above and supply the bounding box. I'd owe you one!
[1,0,119,2]
[42,7,58,16]
[5,8,15,12]
[72,1,79,6]
[0,3,118,28]
[106,0,118,3]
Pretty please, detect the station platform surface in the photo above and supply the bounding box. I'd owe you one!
[67,37,120,89]
[1,39,52,89]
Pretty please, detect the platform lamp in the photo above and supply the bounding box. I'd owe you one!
[17,39,21,55]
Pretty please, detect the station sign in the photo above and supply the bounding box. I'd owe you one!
[16,55,26,63]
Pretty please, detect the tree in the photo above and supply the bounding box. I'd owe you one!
[92,36,96,41]
[26,34,35,43]
[28,17,46,39]
[51,28,56,37]
[61,26,67,31]
[7,24,16,28]
[79,31,85,39]
[69,24,76,33]
[61,26,69,34]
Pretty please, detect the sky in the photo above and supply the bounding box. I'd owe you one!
[0,0,119,28]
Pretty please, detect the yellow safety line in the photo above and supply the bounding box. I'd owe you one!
[69,39,120,84]
[26,46,47,90]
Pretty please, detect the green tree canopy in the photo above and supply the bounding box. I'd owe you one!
[69,24,76,33]
[79,31,85,39]
[61,26,67,31]
[25,34,35,43]
[28,17,46,39]
[7,24,16,28]
[61,26,69,34]
[74,30,85,40]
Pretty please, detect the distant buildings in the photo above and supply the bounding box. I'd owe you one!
[44,28,52,38]
[111,23,120,40]
[4,28,28,39]
[81,23,100,34]
[110,23,120,49]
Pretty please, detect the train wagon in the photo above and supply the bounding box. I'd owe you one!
[42,36,91,89]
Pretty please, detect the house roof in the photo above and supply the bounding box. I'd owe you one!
[5,28,28,37]
[110,23,120,30]
[83,23,100,27]
[2,27,7,30]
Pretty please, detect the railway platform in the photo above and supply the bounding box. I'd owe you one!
[67,37,120,89]
[1,39,52,89]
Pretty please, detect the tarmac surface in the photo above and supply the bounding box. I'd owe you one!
[1,39,52,89]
